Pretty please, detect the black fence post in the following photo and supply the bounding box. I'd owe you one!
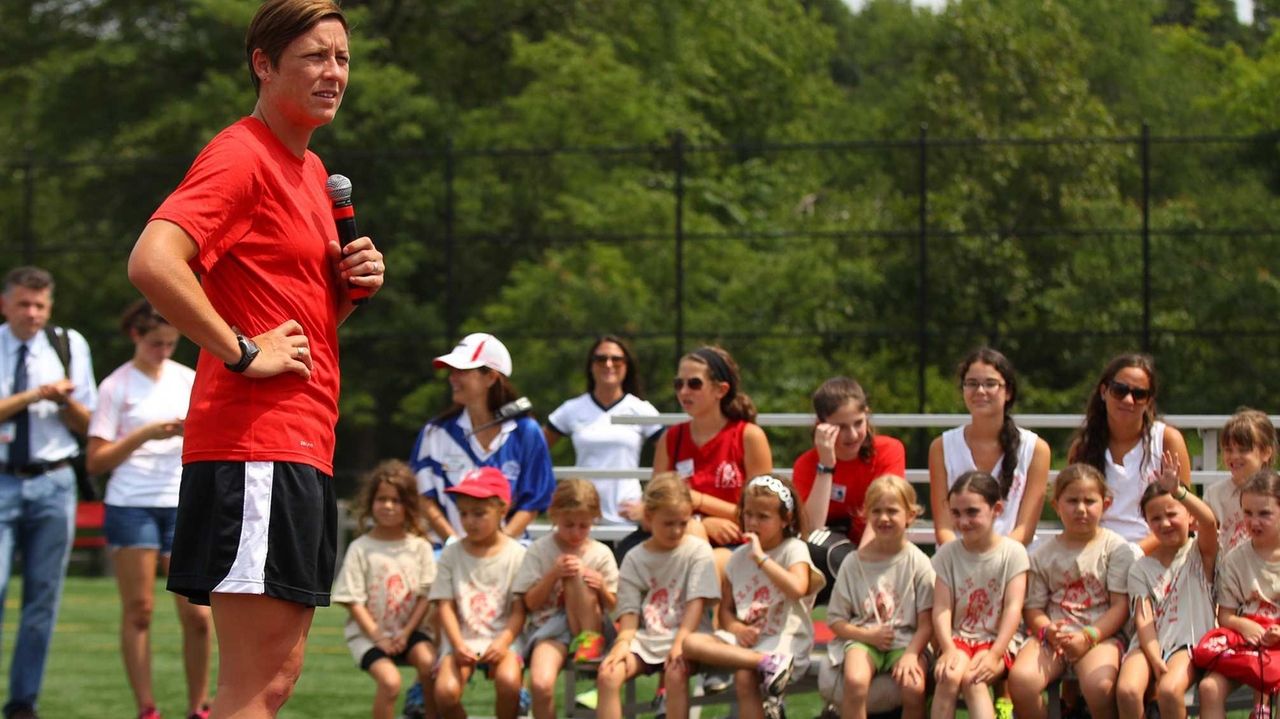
[1140,122,1151,352]
[917,124,929,413]
[20,147,35,265]
[673,131,686,368]
[444,137,457,341]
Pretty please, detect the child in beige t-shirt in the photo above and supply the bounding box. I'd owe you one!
[513,479,618,719]
[597,474,720,719]
[826,475,934,719]
[1009,464,1136,718]
[428,468,527,719]
[931,471,1030,719]
[1115,452,1218,719]
[332,461,438,719]
[1205,408,1276,553]
[682,475,824,717]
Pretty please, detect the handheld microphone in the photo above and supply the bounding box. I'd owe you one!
[325,174,372,305]
[467,397,533,436]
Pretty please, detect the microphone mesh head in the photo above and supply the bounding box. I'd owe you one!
[325,174,352,201]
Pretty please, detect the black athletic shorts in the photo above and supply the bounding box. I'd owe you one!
[359,630,433,671]
[167,461,337,607]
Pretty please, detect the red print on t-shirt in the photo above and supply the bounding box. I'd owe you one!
[464,582,498,635]
[644,587,673,633]
[1059,575,1102,620]
[960,587,992,635]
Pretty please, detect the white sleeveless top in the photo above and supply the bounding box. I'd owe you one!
[1100,421,1166,543]
[941,425,1039,538]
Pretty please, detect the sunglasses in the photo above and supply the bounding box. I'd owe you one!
[1107,380,1152,402]
[672,377,706,392]
[592,354,626,365]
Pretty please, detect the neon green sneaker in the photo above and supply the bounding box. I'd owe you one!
[995,697,1014,719]
[574,689,598,710]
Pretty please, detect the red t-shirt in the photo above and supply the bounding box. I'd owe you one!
[665,420,749,505]
[151,117,341,473]
[792,434,907,542]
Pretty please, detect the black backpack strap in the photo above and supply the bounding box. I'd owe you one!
[43,326,71,378]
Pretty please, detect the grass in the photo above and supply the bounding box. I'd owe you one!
[0,575,829,718]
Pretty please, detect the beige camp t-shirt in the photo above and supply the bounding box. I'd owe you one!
[1127,540,1216,654]
[932,536,1030,643]
[1026,529,1135,629]
[827,542,935,666]
[1217,542,1280,619]
[512,534,619,634]
[1204,480,1250,553]
[722,537,824,671]
[331,534,437,664]
[428,536,526,656]
[615,535,720,664]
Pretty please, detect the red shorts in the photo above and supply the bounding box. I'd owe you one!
[954,637,1015,670]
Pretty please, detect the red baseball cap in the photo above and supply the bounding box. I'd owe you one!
[445,466,511,504]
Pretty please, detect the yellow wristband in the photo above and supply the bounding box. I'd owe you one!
[755,554,768,567]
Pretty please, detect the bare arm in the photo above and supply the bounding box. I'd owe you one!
[803,424,840,530]
[86,421,182,476]
[928,438,955,545]
[754,557,812,602]
[742,423,773,479]
[1134,597,1165,672]
[503,509,536,538]
[988,572,1028,658]
[1008,439,1050,546]
[932,576,957,654]
[420,496,455,542]
[129,220,313,379]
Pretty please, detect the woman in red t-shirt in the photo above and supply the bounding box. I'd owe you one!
[651,346,772,569]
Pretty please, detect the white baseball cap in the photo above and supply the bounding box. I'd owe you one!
[433,333,513,377]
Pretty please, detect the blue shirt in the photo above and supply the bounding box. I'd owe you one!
[410,411,554,538]
[0,324,96,464]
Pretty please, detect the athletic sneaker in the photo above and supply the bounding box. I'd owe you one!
[574,689,599,710]
[518,687,531,715]
[757,652,794,697]
[402,681,426,719]
[995,697,1014,719]
[137,709,161,719]
[652,687,667,719]
[186,706,211,719]
[762,696,786,719]
[570,630,605,663]
[1252,703,1271,719]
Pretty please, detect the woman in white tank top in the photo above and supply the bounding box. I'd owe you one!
[929,348,1050,546]
[1068,354,1192,551]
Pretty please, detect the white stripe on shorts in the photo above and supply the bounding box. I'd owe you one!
[213,461,274,595]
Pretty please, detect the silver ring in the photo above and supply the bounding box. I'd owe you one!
[296,347,304,358]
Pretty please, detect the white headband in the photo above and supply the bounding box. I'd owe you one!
[747,475,794,512]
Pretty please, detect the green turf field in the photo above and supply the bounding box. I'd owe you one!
[0,576,830,718]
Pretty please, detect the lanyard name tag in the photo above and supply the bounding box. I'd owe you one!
[675,458,695,479]
[0,422,14,444]
[832,484,847,503]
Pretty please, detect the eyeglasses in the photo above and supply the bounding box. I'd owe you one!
[592,354,626,365]
[672,377,705,392]
[1107,380,1152,402]
[961,379,1005,392]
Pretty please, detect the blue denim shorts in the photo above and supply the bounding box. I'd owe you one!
[104,504,179,553]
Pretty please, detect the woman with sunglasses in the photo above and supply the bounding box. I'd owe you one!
[544,336,662,525]
[1067,353,1191,552]
[650,346,772,564]
[928,347,1051,547]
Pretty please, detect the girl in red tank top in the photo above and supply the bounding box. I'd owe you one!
[653,346,772,559]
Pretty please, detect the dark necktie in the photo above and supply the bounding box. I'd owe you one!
[11,343,29,469]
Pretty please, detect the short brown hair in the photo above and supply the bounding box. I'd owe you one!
[549,478,601,520]
[3,267,53,295]
[246,0,347,94]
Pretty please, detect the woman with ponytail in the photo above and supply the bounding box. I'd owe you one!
[928,348,1050,546]
[646,346,772,570]
[1067,353,1191,552]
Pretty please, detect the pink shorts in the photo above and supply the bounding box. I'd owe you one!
[954,637,1015,670]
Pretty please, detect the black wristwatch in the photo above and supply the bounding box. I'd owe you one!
[224,334,260,373]
[816,463,836,475]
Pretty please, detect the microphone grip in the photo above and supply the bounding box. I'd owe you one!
[333,201,371,305]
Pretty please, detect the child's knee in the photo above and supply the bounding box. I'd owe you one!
[530,668,558,698]
[375,671,402,697]
[1007,663,1042,696]
[1198,674,1228,704]
[434,672,464,705]
[1155,675,1187,704]
[598,665,626,691]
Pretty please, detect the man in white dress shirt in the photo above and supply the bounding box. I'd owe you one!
[0,266,96,719]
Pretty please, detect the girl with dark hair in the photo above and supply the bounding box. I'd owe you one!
[1067,353,1192,551]
[793,376,906,545]
[651,346,772,568]
[87,300,211,719]
[410,333,555,543]
[543,336,662,525]
[928,348,1050,546]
